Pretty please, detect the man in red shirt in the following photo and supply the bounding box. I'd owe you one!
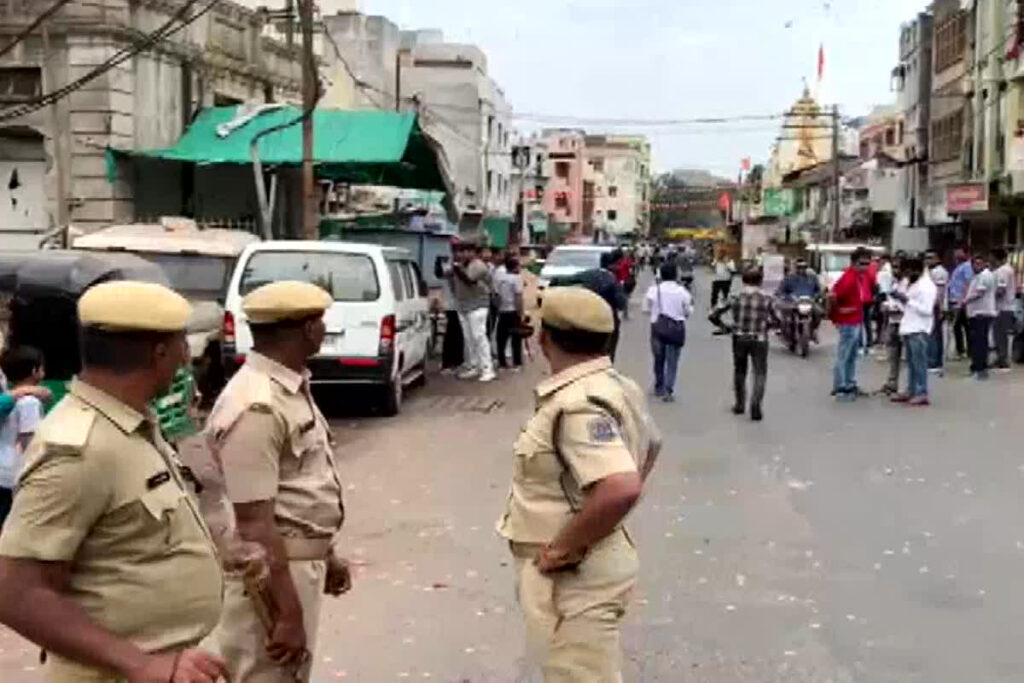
[831,248,871,400]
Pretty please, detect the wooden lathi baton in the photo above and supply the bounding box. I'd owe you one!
[242,569,312,681]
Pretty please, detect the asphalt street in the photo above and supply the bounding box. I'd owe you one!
[2,270,1024,682]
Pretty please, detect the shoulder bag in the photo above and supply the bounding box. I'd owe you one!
[653,282,686,346]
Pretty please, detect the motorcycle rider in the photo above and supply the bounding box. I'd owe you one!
[776,259,823,342]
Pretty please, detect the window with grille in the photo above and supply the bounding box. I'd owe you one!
[0,67,41,102]
[934,12,966,73]
[931,109,964,162]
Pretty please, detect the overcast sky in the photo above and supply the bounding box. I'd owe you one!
[359,0,928,176]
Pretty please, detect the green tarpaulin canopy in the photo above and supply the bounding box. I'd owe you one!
[107,105,453,194]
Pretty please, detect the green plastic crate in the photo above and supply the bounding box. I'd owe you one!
[152,367,198,442]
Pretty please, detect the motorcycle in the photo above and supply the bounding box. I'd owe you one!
[781,295,816,357]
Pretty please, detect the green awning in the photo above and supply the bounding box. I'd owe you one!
[108,105,453,193]
[483,216,510,249]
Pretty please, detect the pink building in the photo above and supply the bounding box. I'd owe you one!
[541,129,586,237]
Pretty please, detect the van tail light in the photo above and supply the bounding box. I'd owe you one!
[378,314,396,356]
[223,311,236,344]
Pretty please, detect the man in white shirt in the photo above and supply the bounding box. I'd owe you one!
[642,262,693,402]
[890,256,937,406]
[963,253,997,380]
[710,255,735,308]
[992,248,1017,371]
[926,251,949,372]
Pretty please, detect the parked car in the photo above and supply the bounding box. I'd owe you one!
[72,219,260,400]
[223,240,430,416]
[536,244,616,304]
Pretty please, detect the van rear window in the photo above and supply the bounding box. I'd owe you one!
[239,251,380,302]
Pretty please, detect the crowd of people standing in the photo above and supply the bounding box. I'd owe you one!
[828,245,1019,406]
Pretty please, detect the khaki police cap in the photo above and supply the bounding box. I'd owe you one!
[541,286,614,334]
[242,281,332,324]
[78,280,192,332]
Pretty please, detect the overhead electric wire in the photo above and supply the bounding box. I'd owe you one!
[0,0,218,124]
[0,0,74,61]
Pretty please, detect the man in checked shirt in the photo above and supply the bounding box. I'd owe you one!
[709,267,780,422]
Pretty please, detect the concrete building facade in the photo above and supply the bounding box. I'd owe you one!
[396,34,514,230]
[581,134,650,239]
[892,11,933,251]
[541,129,585,238]
[0,0,301,246]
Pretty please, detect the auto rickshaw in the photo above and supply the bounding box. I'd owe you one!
[0,250,199,440]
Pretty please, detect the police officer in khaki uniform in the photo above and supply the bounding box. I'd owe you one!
[497,286,661,683]
[0,281,227,683]
[205,281,350,682]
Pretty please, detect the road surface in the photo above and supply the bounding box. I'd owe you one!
[2,271,1024,682]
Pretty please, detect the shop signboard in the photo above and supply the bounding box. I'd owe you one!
[946,183,988,213]
[763,188,796,217]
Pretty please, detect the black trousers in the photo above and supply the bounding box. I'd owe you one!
[711,280,732,308]
[862,304,875,347]
[953,307,969,356]
[442,310,464,369]
[733,336,768,410]
[495,311,522,368]
[968,315,994,374]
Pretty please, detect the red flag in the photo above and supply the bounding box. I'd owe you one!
[817,43,825,82]
[741,157,751,171]
[717,192,731,213]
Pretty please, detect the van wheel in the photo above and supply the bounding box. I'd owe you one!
[381,377,403,417]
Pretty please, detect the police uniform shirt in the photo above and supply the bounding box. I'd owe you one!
[207,351,343,540]
[496,357,644,544]
[0,379,224,652]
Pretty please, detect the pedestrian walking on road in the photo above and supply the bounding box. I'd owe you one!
[205,281,351,683]
[0,281,228,682]
[926,251,949,373]
[643,262,693,402]
[496,286,661,683]
[964,253,997,380]
[830,248,871,400]
[708,267,778,421]
[710,254,736,308]
[948,247,974,359]
[890,256,936,406]
[992,248,1017,372]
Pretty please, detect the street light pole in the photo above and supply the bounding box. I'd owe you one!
[299,0,317,240]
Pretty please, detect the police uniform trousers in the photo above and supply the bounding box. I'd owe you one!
[510,528,638,683]
[205,559,326,683]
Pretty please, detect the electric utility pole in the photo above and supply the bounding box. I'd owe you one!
[830,105,840,244]
[299,0,317,240]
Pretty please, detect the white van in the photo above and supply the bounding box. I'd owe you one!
[223,241,430,415]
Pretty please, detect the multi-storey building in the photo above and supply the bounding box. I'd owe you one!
[540,129,586,239]
[0,0,302,245]
[892,11,933,251]
[582,134,651,239]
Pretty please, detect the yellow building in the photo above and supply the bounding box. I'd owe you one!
[764,86,833,189]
